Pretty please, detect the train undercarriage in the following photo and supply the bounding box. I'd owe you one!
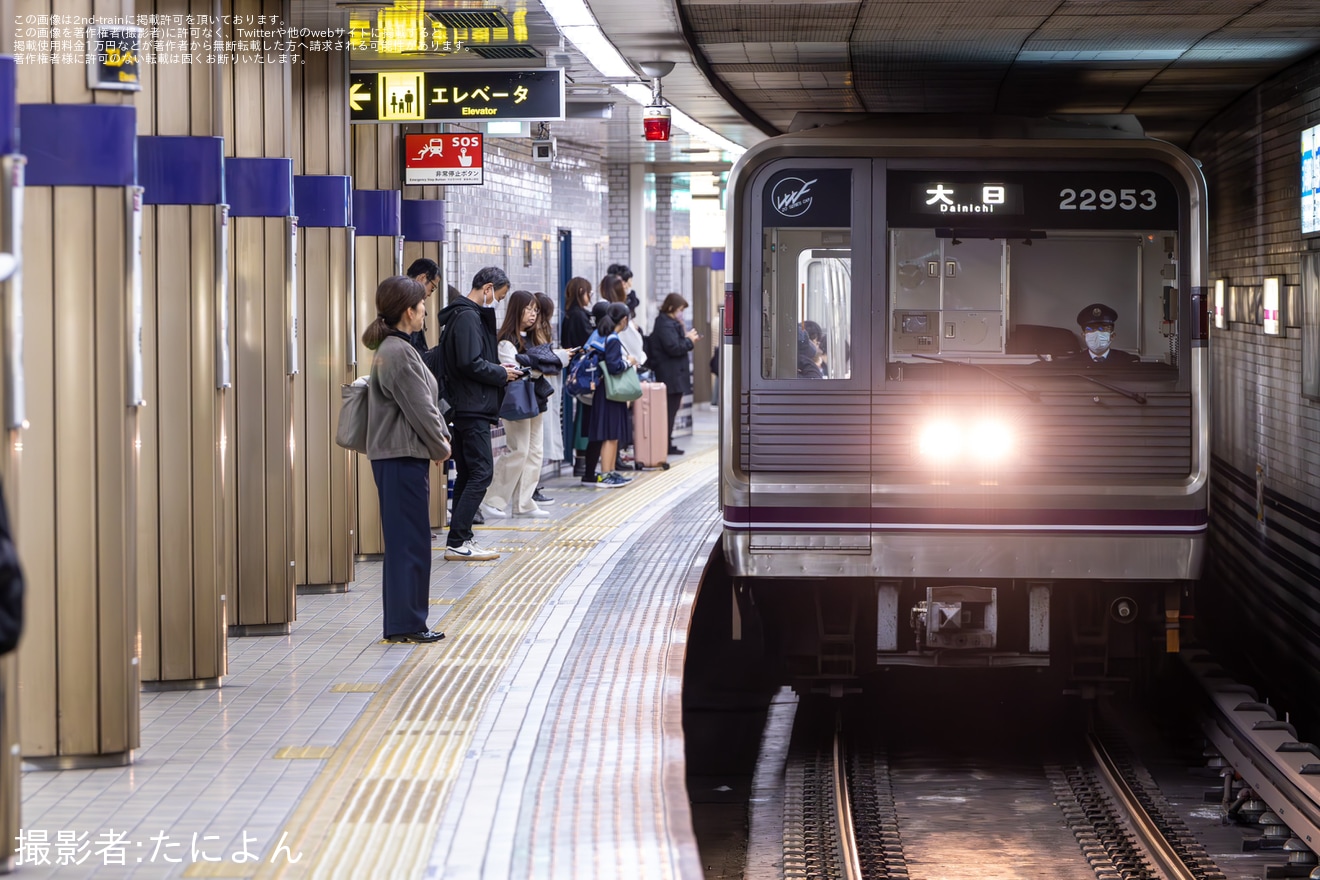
[733,576,1192,695]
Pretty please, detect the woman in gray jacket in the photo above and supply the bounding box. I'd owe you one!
[364,276,452,644]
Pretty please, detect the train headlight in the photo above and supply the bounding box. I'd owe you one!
[970,420,1014,462]
[916,421,963,460]
[915,419,1015,464]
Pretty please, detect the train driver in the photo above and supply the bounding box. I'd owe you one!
[1063,303,1140,367]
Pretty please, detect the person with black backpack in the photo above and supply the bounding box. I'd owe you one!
[435,267,520,561]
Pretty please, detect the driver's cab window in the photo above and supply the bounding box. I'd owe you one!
[888,229,1178,369]
[760,168,854,380]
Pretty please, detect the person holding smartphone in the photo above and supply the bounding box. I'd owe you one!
[649,293,699,456]
[481,290,550,519]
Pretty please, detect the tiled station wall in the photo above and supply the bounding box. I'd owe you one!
[1188,52,1320,726]
[442,124,609,301]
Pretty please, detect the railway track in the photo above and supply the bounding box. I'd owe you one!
[774,699,1238,879]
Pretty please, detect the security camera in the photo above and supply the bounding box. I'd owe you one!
[532,137,556,162]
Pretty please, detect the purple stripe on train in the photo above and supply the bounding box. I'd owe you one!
[723,505,1207,529]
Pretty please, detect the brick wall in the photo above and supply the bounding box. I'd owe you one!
[1189,54,1320,727]
[442,125,609,308]
[1191,57,1320,506]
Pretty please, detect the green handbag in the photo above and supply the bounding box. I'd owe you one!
[602,362,643,402]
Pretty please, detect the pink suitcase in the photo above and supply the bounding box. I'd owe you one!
[632,382,670,470]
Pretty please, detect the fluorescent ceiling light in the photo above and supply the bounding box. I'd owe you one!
[541,0,746,155]
[558,25,636,79]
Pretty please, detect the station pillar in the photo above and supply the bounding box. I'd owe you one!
[349,187,402,556]
[402,197,447,530]
[292,47,356,594]
[14,0,143,767]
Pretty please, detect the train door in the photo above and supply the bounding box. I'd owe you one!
[744,160,872,539]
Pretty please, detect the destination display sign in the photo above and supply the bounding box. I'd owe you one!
[887,170,1180,230]
[349,69,564,124]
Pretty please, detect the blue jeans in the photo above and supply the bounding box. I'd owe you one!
[447,416,494,547]
[371,457,431,637]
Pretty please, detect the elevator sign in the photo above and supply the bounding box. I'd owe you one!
[349,70,564,123]
[403,133,484,185]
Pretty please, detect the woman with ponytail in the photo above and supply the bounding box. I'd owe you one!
[363,275,451,644]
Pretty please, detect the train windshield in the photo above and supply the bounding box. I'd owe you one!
[888,228,1181,374]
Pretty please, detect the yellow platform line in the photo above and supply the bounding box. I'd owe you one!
[261,449,716,878]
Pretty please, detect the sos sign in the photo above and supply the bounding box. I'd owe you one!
[403,133,484,186]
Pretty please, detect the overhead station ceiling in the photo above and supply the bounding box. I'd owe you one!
[292,0,1320,160]
[673,0,1320,146]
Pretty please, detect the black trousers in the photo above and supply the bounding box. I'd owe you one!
[448,416,494,547]
[371,457,431,638]
[666,391,682,449]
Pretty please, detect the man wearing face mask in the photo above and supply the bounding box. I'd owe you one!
[436,267,521,561]
[1065,303,1140,367]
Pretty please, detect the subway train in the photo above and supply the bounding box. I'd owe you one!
[717,116,1209,687]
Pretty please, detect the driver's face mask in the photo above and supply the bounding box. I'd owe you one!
[1084,330,1112,355]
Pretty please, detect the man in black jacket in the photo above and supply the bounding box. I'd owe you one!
[405,258,440,355]
[436,267,519,560]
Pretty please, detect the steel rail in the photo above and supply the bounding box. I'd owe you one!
[832,720,865,880]
[1088,733,1198,880]
[1184,651,1320,856]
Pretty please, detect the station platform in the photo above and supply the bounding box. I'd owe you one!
[17,407,720,879]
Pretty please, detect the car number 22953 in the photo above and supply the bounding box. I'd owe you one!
[1058,187,1157,211]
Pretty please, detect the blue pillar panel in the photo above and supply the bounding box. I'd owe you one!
[225,157,294,217]
[0,57,15,156]
[401,199,445,242]
[293,176,352,228]
[353,190,401,237]
[21,104,137,187]
[139,137,225,205]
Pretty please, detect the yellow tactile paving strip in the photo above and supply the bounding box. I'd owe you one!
[259,450,717,879]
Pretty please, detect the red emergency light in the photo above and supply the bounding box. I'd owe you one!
[643,104,671,142]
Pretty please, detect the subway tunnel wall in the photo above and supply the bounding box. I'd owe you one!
[1189,51,1320,729]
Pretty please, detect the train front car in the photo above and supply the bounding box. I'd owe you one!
[719,117,1209,689]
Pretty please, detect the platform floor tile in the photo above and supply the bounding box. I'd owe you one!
[14,408,717,879]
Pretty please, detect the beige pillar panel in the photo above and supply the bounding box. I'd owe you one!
[291,235,308,585]
[299,227,330,585]
[232,217,270,623]
[138,207,162,682]
[14,188,54,755]
[0,654,17,863]
[93,187,139,755]
[228,216,296,628]
[188,205,224,678]
[154,206,199,681]
[136,201,229,682]
[327,229,354,584]
[326,51,349,174]
[262,219,294,623]
[53,187,101,755]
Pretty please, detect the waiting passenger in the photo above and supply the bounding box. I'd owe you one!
[404,258,440,355]
[1060,303,1140,367]
[363,276,451,644]
[802,320,828,377]
[650,293,699,456]
[480,291,549,520]
[581,302,638,487]
[797,326,824,379]
[436,267,521,561]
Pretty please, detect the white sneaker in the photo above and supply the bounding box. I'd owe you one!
[478,502,508,519]
[513,508,550,518]
[445,540,499,561]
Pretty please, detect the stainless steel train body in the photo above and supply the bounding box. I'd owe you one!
[719,117,1209,678]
